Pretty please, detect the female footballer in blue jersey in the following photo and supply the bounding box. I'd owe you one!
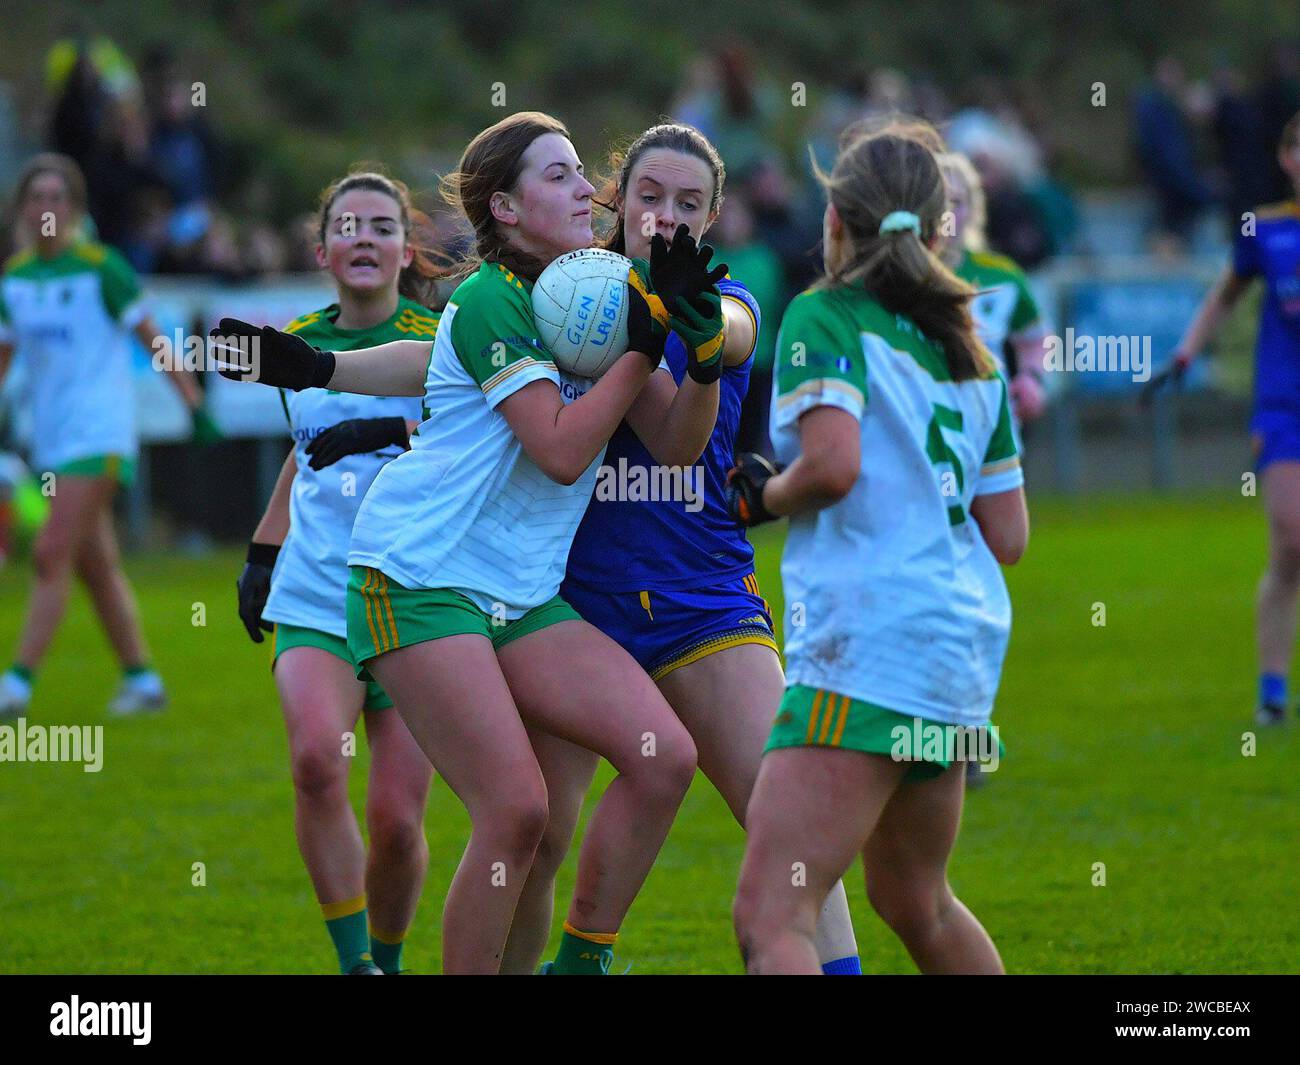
[1164,111,1300,726]
[234,172,437,973]
[499,124,861,975]
[214,111,725,974]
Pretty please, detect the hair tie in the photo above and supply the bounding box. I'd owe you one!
[878,210,921,236]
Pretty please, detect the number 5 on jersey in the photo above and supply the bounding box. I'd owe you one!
[926,403,966,525]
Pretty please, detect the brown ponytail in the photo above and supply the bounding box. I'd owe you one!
[813,119,992,382]
[438,110,572,282]
[317,168,447,310]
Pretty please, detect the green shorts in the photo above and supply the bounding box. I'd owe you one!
[765,685,1004,781]
[272,622,393,711]
[52,454,136,487]
[346,566,582,681]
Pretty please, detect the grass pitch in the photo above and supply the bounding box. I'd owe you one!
[1,493,1295,973]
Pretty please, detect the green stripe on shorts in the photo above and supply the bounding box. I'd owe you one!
[766,684,1004,781]
[272,622,393,711]
[345,566,581,680]
[52,454,136,487]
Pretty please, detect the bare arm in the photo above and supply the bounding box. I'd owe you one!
[326,340,432,397]
[721,296,757,367]
[498,352,657,485]
[251,449,297,546]
[621,293,750,463]
[970,486,1029,565]
[139,316,203,409]
[624,370,719,467]
[1175,266,1252,359]
[1008,329,1049,421]
[762,405,861,517]
[1010,329,1047,378]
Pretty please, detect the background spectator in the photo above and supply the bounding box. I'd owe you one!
[1133,55,1219,250]
[709,187,784,459]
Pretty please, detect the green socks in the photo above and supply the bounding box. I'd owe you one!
[322,895,373,974]
[549,923,617,975]
[370,928,405,975]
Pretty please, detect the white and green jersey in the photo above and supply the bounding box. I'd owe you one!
[955,248,1044,371]
[347,262,621,617]
[770,285,1023,728]
[0,242,146,470]
[262,299,435,638]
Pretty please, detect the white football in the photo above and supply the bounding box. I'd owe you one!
[531,248,632,378]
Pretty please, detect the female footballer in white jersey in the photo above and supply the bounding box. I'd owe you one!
[938,151,1048,426]
[499,123,861,976]
[0,154,213,718]
[731,120,1029,974]
[214,111,726,974]
[234,172,437,974]
[938,151,1046,789]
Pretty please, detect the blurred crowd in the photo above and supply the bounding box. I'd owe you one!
[675,44,1082,283]
[5,35,1090,328]
[14,34,314,279]
[6,32,1299,324]
[1133,44,1300,253]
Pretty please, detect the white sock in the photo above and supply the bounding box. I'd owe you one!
[814,880,860,965]
[125,670,164,696]
[1,669,32,699]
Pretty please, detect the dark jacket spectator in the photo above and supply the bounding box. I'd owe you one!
[1212,66,1273,232]
[1257,42,1300,203]
[1134,58,1217,243]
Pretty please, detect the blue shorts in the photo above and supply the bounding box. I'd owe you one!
[1251,409,1300,473]
[560,570,779,681]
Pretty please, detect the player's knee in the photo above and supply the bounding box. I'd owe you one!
[32,533,75,581]
[74,543,115,586]
[867,873,941,942]
[478,787,550,869]
[630,725,698,803]
[1272,526,1300,580]
[289,741,348,801]
[367,796,425,861]
[733,875,807,958]
[531,815,577,881]
[731,879,765,947]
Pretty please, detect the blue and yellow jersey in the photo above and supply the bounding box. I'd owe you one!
[1234,201,1300,417]
[565,276,761,593]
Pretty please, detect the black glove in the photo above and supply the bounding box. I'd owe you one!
[726,452,783,527]
[671,286,726,385]
[626,258,670,363]
[649,224,728,320]
[1138,351,1191,409]
[210,318,336,391]
[236,542,279,643]
[304,417,409,470]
